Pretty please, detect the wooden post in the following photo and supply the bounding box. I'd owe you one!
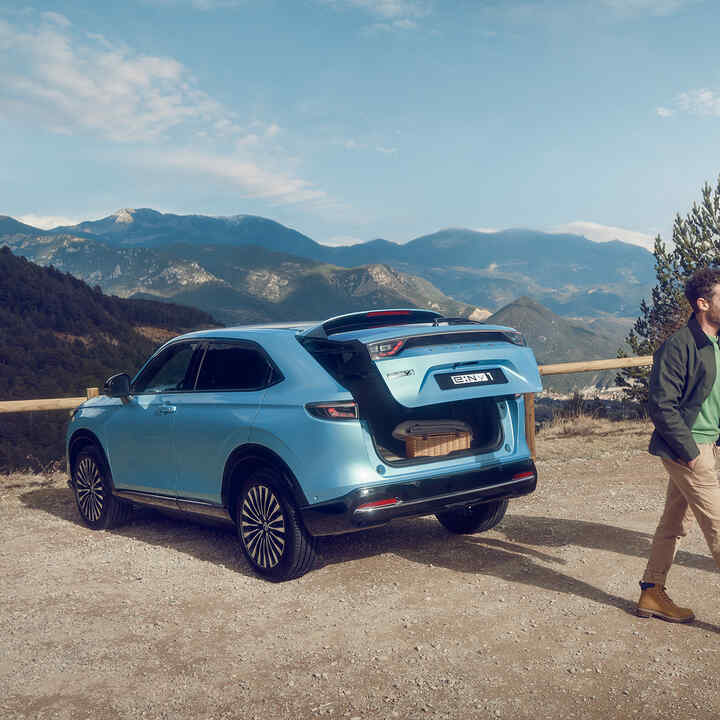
[86,387,99,399]
[524,392,536,460]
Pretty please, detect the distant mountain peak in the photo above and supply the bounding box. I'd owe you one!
[113,208,135,224]
[506,295,548,310]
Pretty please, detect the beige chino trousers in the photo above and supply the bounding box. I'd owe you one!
[643,442,720,585]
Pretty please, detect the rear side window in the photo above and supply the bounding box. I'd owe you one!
[133,342,200,393]
[195,343,274,391]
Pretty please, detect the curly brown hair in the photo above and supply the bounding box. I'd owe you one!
[685,267,720,312]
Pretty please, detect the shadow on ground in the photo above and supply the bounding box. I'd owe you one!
[19,485,255,578]
[19,486,720,631]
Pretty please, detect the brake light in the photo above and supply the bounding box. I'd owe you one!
[512,471,535,481]
[357,497,399,510]
[366,310,412,317]
[368,339,406,359]
[306,401,359,421]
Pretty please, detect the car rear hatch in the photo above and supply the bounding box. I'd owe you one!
[299,311,542,465]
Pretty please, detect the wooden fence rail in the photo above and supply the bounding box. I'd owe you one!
[0,387,100,414]
[0,355,655,416]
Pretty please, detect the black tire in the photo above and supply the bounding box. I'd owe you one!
[435,498,509,534]
[71,445,131,530]
[235,467,317,582]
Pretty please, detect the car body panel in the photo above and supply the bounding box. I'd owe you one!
[373,345,540,407]
[102,392,182,494]
[67,311,542,537]
[172,389,267,504]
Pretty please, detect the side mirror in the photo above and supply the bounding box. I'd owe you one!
[104,373,131,398]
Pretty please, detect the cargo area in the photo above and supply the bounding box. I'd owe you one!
[298,334,507,465]
[369,396,504,464]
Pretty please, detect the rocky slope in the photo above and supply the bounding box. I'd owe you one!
[1,226,479,324]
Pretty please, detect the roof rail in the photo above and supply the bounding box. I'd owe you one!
[304,309,444,338]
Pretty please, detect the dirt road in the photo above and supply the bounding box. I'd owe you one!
[2,420,720,719]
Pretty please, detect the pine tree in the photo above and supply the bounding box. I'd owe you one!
[618,175,720,403]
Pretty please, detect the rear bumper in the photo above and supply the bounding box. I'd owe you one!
[299,459,536,536]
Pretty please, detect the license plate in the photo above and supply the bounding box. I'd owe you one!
[434,368,508,390]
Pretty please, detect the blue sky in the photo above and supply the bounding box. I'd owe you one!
[2,0,719,249]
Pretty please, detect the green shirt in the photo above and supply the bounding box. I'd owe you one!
[691,332,720,444]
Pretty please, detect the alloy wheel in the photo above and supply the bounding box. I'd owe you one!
[75,456,105,522]
[240,484,287,569]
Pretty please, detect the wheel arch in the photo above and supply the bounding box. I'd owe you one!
[68,430,114,490]
[222,444,308,520]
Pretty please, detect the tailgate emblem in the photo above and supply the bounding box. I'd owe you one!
[451,372,492,385]
[386,369,415,380]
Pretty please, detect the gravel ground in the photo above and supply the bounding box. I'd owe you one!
[2,419,720,720]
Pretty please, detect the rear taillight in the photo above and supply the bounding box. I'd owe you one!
[503,330,526,346]
[306,401,359,421]
[367,339,406,359]
[512,471,535,481]
[357,497,400,511]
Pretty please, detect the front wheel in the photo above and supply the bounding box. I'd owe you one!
[72,445,131,530]
[236,467,317,582]
[435,498,508,534]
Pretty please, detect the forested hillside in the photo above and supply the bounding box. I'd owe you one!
[0,246,217,470]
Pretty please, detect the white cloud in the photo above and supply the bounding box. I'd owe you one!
[321,234,365,246]
[491,0,695,26]
[554,221,655,251]
[360,18,418,33]
[334,137,396,153]
[601,0,694,15]
[656,88,720,118]
[142,0,247,9]
[0,15,330,209]
[338,0,430,19]
[474,227,499,233]
[147,150,330,205]
[321,0,429,31]
[0,17,242,142]
[16,213,94,229]
[39,11,71,27]
[676,88,720,116]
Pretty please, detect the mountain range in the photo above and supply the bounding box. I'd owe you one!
[0,246,216,471]
[485,296,632,391]
[1,208,655,319]
[0,246,631,470]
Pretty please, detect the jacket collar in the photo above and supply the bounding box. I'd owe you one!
[688,313,713,349]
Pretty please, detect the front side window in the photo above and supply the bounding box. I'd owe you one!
[195,343,273,391]
[133,342,199,393]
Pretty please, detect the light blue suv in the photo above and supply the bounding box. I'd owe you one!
[67,309,542,581]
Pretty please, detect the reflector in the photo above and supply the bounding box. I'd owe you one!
[357,497,400,510]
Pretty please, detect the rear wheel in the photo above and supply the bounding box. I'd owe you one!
[435,498,508,534]
[72,445,131,529]
[235,467,317,582]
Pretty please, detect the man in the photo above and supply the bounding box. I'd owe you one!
[638,267,720,622]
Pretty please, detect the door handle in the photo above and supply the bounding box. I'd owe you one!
[159,404,176,414]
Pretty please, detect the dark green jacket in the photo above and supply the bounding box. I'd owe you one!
[648,314,718,463]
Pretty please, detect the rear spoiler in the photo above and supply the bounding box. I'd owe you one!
[303,309,485,339]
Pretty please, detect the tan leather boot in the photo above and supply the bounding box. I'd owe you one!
[636,585,695,623]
